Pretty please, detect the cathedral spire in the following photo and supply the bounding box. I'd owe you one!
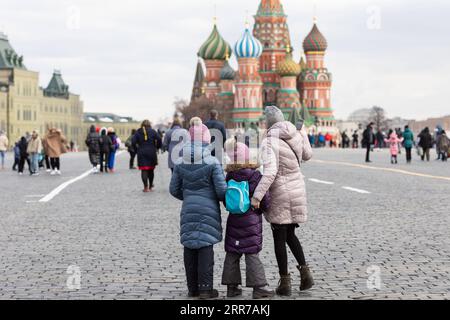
[257,0,285,17]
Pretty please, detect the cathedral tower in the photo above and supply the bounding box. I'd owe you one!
[299,19,335,127]
[233,25,264,129]
[198,23,232,101]
[253,0,292,106]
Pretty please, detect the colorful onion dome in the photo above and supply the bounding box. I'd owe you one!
[277,46,301,77]
[220,59,236,80]
[234,26,263,59]
[303,23,328,53]
[198,24,232,60]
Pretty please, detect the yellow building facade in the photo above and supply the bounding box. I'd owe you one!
[0,32,84,146]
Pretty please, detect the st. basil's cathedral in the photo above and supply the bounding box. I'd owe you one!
[190,0,335,131]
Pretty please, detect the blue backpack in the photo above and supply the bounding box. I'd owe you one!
[225,180,251,215]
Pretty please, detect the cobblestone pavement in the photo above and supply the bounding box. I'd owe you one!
[0,148,449,300]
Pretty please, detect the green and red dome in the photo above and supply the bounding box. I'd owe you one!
[303,23,328,53]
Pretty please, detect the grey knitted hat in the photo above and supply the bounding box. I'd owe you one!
[265,106,285,129]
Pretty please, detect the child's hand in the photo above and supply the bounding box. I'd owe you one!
[251,198,261,209]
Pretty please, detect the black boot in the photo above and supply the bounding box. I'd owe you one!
[253,286,275,299]
[276,274,291,296]
[188,291,199,298]
[227,285,242,298]
[199,289,219,300]
[298,265,314,291]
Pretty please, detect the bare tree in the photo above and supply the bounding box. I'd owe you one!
[174,96,214,128]
[367,106,389,132]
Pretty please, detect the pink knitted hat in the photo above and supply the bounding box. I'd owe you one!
[225,140,250,163]
[189,124,211,143]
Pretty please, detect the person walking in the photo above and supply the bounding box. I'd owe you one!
[132,120,162,192]
[107,128,119,172]
[435,125,443,160]
[362,123,375,163]
[437,130,449,162]
[352,130,359,149]
[251,106,314,296]
[0,130,9,170]
[205,109,227,158]
[17,136,29,176]
[221,139,274,300]
[403,125,414,164]
[418,127,433,162]
[125,129,137,170]
[85,125,101,173]
[99,128,112,173]
[44,128,67,175]
[385,130,403,164]
[26,131,43,175]
[169,118,227,299]
[163,117,188,174]
[12,142,20,171]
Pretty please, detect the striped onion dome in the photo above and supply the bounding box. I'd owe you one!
[220,60,236,80]
[198,25,232,60]
[234,27,263,59]
[303,23,328,53]
[277,48,301,77]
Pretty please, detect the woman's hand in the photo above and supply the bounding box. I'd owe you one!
[251,198,261,209]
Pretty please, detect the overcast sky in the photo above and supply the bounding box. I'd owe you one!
[1,0,449,122]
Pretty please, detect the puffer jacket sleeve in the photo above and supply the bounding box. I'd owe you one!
[169,166,184,200]
[300,130,313,161]
[211,163,227,201]
[253,137,279,202]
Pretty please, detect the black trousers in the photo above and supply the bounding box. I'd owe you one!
[13,157,19,170]
[366,145,371,162]
[44,155,50,169]
[99,152,109,172]
[141,170,155,188]
[271,224,306,276]
[18,156,29,173]
[50,157,60,170]
[405,147,412,163]
[129,151,136,169]
[184,246,214,292]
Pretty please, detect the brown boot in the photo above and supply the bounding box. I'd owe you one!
[298,265,314,291]
[276,274,291,296]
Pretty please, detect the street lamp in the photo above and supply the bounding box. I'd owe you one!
[0,84,10,139]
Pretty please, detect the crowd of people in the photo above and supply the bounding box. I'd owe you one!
[0,128,68,176]
[362,123,450,164]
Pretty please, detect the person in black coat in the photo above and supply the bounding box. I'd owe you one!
[99,128,113,173]
[132,120,162,192]
[17,136,29,175]
[418,127,433,161]
[205,109,227,159]
[362,123,375,163]
[85,125,101,172]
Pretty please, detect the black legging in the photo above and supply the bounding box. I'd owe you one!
[272,224,306,276]
[50,157,60,170]
[141,170,155,189]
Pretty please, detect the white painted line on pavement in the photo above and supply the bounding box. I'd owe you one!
[25,195,46,198]
[312,159,450,182]
[309,178,335,185]
[39,151,125,203]
[39,169,93,203]
[342,186,371,194]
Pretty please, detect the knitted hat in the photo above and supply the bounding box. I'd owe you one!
[225,139,249,163]
[265,106,285,129]
[189,120,211,143]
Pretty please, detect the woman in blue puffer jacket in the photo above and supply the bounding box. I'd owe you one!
[170,117,227,300]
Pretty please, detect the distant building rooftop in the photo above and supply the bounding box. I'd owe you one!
[83,112,138,123]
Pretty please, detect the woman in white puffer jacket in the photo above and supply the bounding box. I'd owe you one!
[252,106,314,296]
